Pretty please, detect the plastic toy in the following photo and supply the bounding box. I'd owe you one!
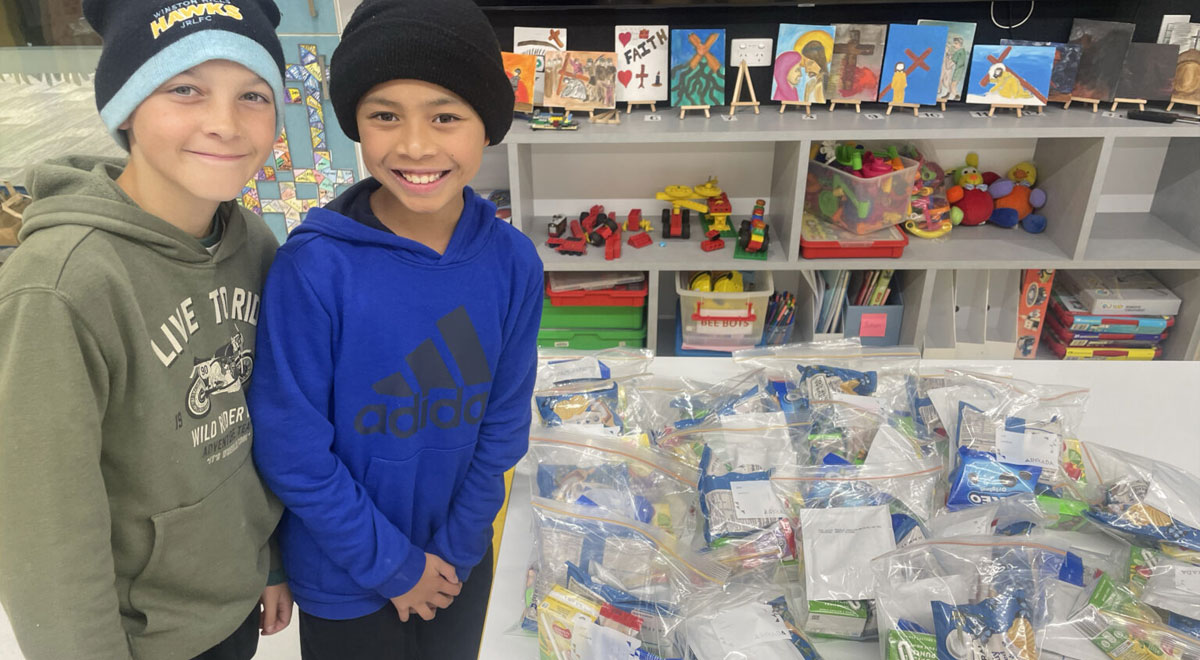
[625,209,642,232]
[569,219,584,239]
[529,109,579,131]
[585,211,620,247]
[988,161,1048,233]
[946,152,995,226]
[736,199,770,259]
[627,232,653,249]
[700,237,725,252]
[688,270,744,293]
[904,157,962,239]
[547,214,567,238]
[557,238,587,255]
[604,234,622,260]
[655,177,733,239]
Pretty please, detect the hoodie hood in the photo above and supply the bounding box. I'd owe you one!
[289,177,498,268]
[21,154,247,264]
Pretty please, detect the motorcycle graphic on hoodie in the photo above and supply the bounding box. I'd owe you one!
[187,328,254,418]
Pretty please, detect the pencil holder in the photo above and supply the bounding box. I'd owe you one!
[762,319,796,346]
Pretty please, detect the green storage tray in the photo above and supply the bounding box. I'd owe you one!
[540,299,645,329]
[537,326,647,349]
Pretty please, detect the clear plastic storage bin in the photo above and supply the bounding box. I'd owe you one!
[676,271,774,351]
[805,156,919,235]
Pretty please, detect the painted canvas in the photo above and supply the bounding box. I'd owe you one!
[918,20,977,101]
[1068,19,1135,101]
[514,27,568,106]
[241,37,357,242]
[670,28,726,107]
[1114,42,1180,101]
[827,24,887,102]
[542,51,619,110]
[502,52,537,113]
[1174,48,1200,104]
[1002,39,1082,103]
[878,23,948,106]
[771,24,835,103]
[615,25,669,103]
[965,45,1055,107]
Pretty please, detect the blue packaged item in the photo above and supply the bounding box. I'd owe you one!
[931,590,1038,660]
[536,380,624,429]
[799,364,877,399]
[1169,612,1200,641]
[947,447,1042,511]
[697,453,776,545]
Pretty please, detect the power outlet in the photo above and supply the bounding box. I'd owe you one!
[730,39,773,67]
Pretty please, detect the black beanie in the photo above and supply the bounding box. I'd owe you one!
[82,0,287,150]
[330,0,514,146]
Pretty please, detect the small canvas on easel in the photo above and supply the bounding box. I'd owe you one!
[1169,48,1200,113]
[965,45,1054,116]
[614,25,669,108]
[670,28,726,115]
[502,52,537,113]
[514,27,568,106]
[542,51,618,111]
[878,23,948,113]
[1112,42,1180,109]
[918,19,977,103]
[1002,40,1083,104]
[771,24,835,109]
[1068,19,1135,106]
[827,24,887,109]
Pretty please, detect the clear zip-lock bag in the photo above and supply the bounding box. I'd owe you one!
[684,578,824,660]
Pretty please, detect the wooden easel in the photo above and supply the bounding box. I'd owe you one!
[1166,97,1200,115]
[1111,98,1147,112]
[625,101,657,114]
[987,104,1026,117]
[828,98,862,113]
[679,105,711,119]
[728,60,760,116]
[886,102,920,116]
[779,101,813,115]
[1065,96,1101,112]
[938,98,949,111]
[589,109,621,124]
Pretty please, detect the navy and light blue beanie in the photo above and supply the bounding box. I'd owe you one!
[82,0,287,150]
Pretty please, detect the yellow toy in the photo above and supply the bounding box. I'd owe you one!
[688,270,744,293]
[655,177,734,238]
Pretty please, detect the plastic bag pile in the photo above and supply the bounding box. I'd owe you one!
[517,341,1200,660]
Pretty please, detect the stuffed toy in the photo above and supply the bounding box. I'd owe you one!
[989,161,1048,233]
[946,152,995,226]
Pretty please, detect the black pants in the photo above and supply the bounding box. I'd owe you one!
[299,547,494,660]
[190,608,259,660]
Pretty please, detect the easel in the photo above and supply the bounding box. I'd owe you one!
[728,60,760,116]
[779,101,813,115]
[1166,97,1200,115]
[828,98,862,113]
[937,98,949,111]
[679,105,711,119]
[589,109,621,124]
[1110,98,1147,112]
[625,101,657,114]
[987,104,1026,117]
[886,102,920,116]
[1065,97,1101,112]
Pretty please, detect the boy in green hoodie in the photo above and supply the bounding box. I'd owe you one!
[0,1,294,659]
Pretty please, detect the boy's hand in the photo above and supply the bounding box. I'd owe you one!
[390,553,461,622]
[259,583,294,635]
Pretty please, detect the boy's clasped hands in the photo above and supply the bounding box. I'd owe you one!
[391,553,462,622]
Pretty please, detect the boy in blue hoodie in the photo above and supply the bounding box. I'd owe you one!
[247,0,541,658]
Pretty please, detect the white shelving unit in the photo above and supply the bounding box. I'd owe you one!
[496,105,1200,360]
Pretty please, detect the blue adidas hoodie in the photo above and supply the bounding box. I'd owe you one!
[249,180,543,619]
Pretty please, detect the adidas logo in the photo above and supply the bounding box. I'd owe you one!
[354,307,492,439]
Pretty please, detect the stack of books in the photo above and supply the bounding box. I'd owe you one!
[1042,270,1180,360]
[815,269,895,334]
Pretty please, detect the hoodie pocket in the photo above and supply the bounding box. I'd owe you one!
[129,456,282,637]
[363,445,475,548]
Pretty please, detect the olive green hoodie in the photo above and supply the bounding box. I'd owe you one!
[0,156,283,660]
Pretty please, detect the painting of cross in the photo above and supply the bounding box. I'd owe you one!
[688,32,721,72]
[834,29,875,81]
[636,65,649,88]
[981,46,1049,103]
[829,24,888,102]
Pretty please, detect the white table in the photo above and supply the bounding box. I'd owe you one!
[478,357,1200,660]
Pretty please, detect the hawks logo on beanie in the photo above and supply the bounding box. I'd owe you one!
[330,0,515,146]
[82,0,287,150]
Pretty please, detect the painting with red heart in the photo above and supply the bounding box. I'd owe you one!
[615,25,670,103]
